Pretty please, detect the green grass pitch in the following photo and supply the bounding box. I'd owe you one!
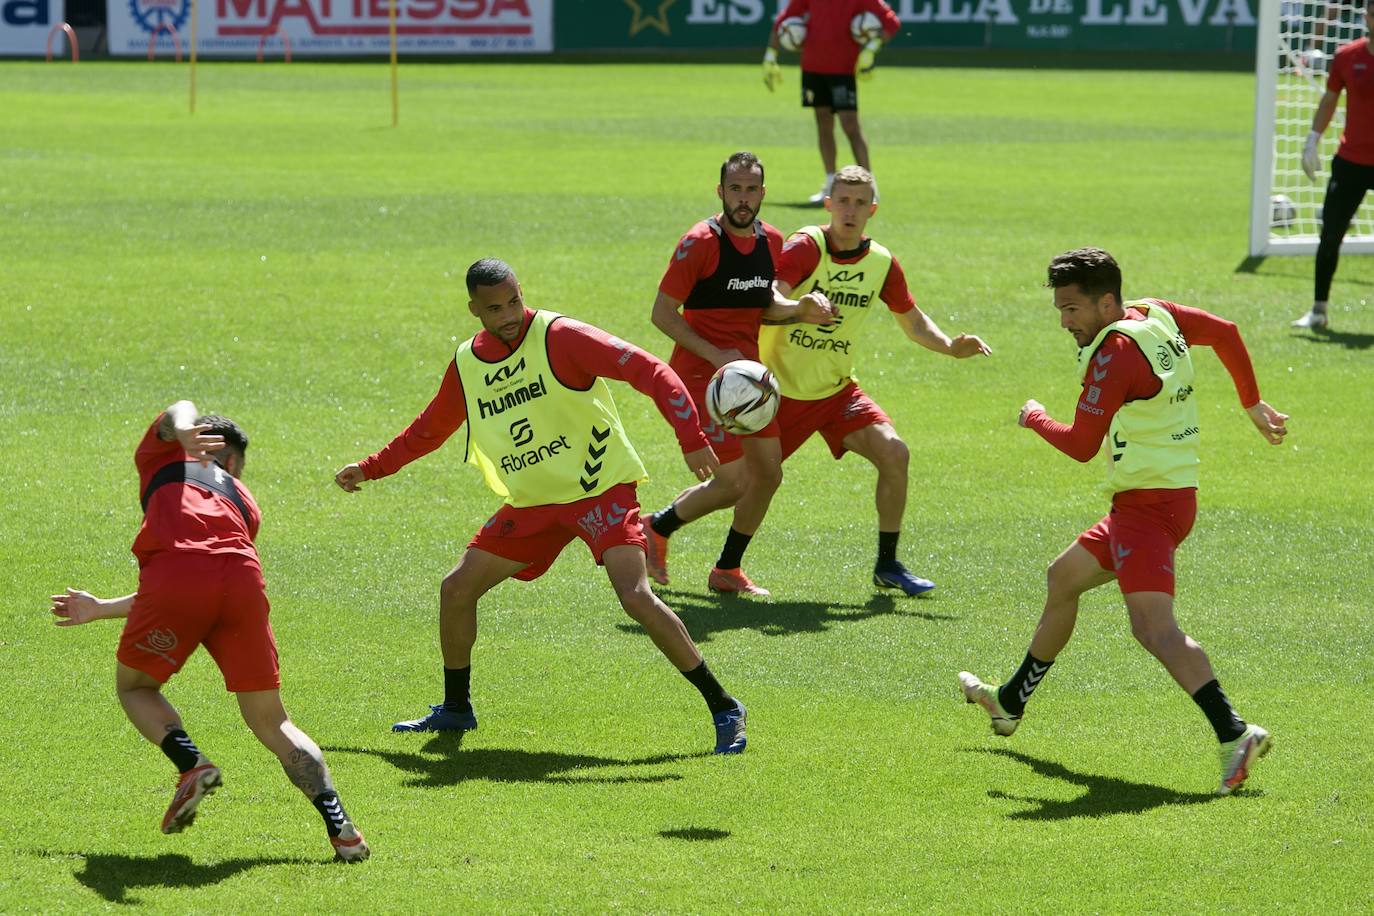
[1,60,1370,912]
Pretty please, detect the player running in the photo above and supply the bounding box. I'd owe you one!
[761,165,989,596]
[50,400,368,861]
[958,248,1289,795]
[763,0,901,204]
[643,151,834,597]
[334,258,749,753]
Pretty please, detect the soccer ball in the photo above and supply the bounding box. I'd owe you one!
[777,15,807,52]
[850,11,883,44]
[1271,194,1297,229]
[706,360,780,435]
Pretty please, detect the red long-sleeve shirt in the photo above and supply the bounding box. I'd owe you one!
[360,311,709,480]
[774,0,901,75]
[1024,300,1261,464]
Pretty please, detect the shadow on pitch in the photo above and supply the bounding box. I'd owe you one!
[968,747,1216,820]
[1293,325,1374,349]
[659,826,730,841]
[621,591,956,643]
[38,850,320,905]
[326,736,697,789]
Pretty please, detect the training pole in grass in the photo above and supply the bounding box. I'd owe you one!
[189,0,198,113]
[389,0,398,127]
[148,24,183,61]
[45,23,78,62]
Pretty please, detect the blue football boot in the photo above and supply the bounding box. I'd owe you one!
[392,704,478,733]
[873,560,936,597]
[712,702,747,754]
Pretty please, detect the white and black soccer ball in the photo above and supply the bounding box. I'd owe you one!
[850,11,883,44]
[706,359,780,435]
[777,15,807,52]
[1271,194,1297,229]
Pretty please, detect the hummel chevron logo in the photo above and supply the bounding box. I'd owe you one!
[1017,662,1050,703]
[580,477,598,492]
[668,392,693,419]
[702,421,727,443]
[1112,544,1133,570]
[584,459,603,476]
[668,393,688,406]
[675,238,696,261]
[1095,352,1113,367]
[588,443,607,459]
[590,426,611,442]
[607,502,627,525]
[1092,364,1109,382]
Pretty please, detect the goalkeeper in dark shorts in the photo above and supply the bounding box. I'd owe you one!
[763,0,900,204]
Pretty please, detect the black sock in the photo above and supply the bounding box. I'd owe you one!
[1192,679,1246,743]
[312,791,351,838]
[160,729,202,773]
[443,665,472,714]
[651,505,685,538]
[997,652,1053,717]
[715,528,753,570]
[682,661,737,715]
[877,531,900,565]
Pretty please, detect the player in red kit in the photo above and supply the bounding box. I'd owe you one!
[958,249,1289,795]
[335,258,750,754]
[49,399,368,861]
[643,152,834,597]
[764,0,901,204]
[1296,0,1374,329]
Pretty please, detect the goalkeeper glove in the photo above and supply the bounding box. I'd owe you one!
[1302,129,1322,181]
[856,38,881,81]
[763,48,782,92]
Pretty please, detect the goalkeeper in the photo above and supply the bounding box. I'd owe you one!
[1294,1,1374,330]
[762,0,900,205]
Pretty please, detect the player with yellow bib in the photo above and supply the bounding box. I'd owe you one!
[335,259,750,754]
[762,164,991,596]
[958,247,1291,795]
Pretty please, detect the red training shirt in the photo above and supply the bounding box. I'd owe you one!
[1022,301,1261,490]
[658,217,785,385]
[360,310,710,480]
[1328,38,1374,166]
[774,0,901,75]
[775,228,916,315]
[132,415,261,567]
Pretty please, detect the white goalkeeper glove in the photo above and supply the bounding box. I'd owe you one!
[763,48,782,92]
[1302,130,1322,182]
[855,38,881,82]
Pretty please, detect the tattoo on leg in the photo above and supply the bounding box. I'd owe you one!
[282,747,330,797]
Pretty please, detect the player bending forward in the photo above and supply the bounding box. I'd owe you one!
[335,258,748,754]
[51,400,368,861]
[959,248,1289,795]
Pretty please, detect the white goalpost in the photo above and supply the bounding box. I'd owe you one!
[1250,0,1374,256]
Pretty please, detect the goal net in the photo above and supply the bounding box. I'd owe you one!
[1251,0,1374,255]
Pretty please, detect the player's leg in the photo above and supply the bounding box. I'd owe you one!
[643,458,750,586]
[709,434,783,595]
[840,420,934,596]
[1298,154,1366,328]
[837,110,871,174]
[959,540,1113,736]
[602,544,746,753]
[237,689,368,861]
[804,70,838,204]
[395,545,526,732]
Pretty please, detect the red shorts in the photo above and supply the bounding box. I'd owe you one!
[776,382,890,461]
[468,482,647,581]
[118,552,281,692]
[1077,489,1198,596]
[685,376,780,465]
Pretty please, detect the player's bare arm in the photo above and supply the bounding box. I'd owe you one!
[651,289,743,367]
[157,399,226,465]
[50,588,133,626]
[895,308,991,358]
[762,287,834,325]
[1246,401,1290,445]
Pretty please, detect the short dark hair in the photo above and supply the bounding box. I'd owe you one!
[720,151,764,187]
[466,258,515,295]
[196,414,248,461]
[1046,247,1122,303]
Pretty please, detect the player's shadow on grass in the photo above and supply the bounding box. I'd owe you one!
[659,826,730,841]
[49,851,317,905]
[1293,326,1374,349]
[326,736,696,789]
[970,748,1216,820]
[622,591,956,643]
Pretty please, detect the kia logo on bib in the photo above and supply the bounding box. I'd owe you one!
[485,358,526,386]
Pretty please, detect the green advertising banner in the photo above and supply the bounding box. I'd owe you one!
[559,0,1257,52]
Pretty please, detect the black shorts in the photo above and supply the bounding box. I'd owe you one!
[802,71,858,111]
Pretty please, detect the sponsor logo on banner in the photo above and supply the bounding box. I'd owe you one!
[107,0,551,57]
[2,0,65,55]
